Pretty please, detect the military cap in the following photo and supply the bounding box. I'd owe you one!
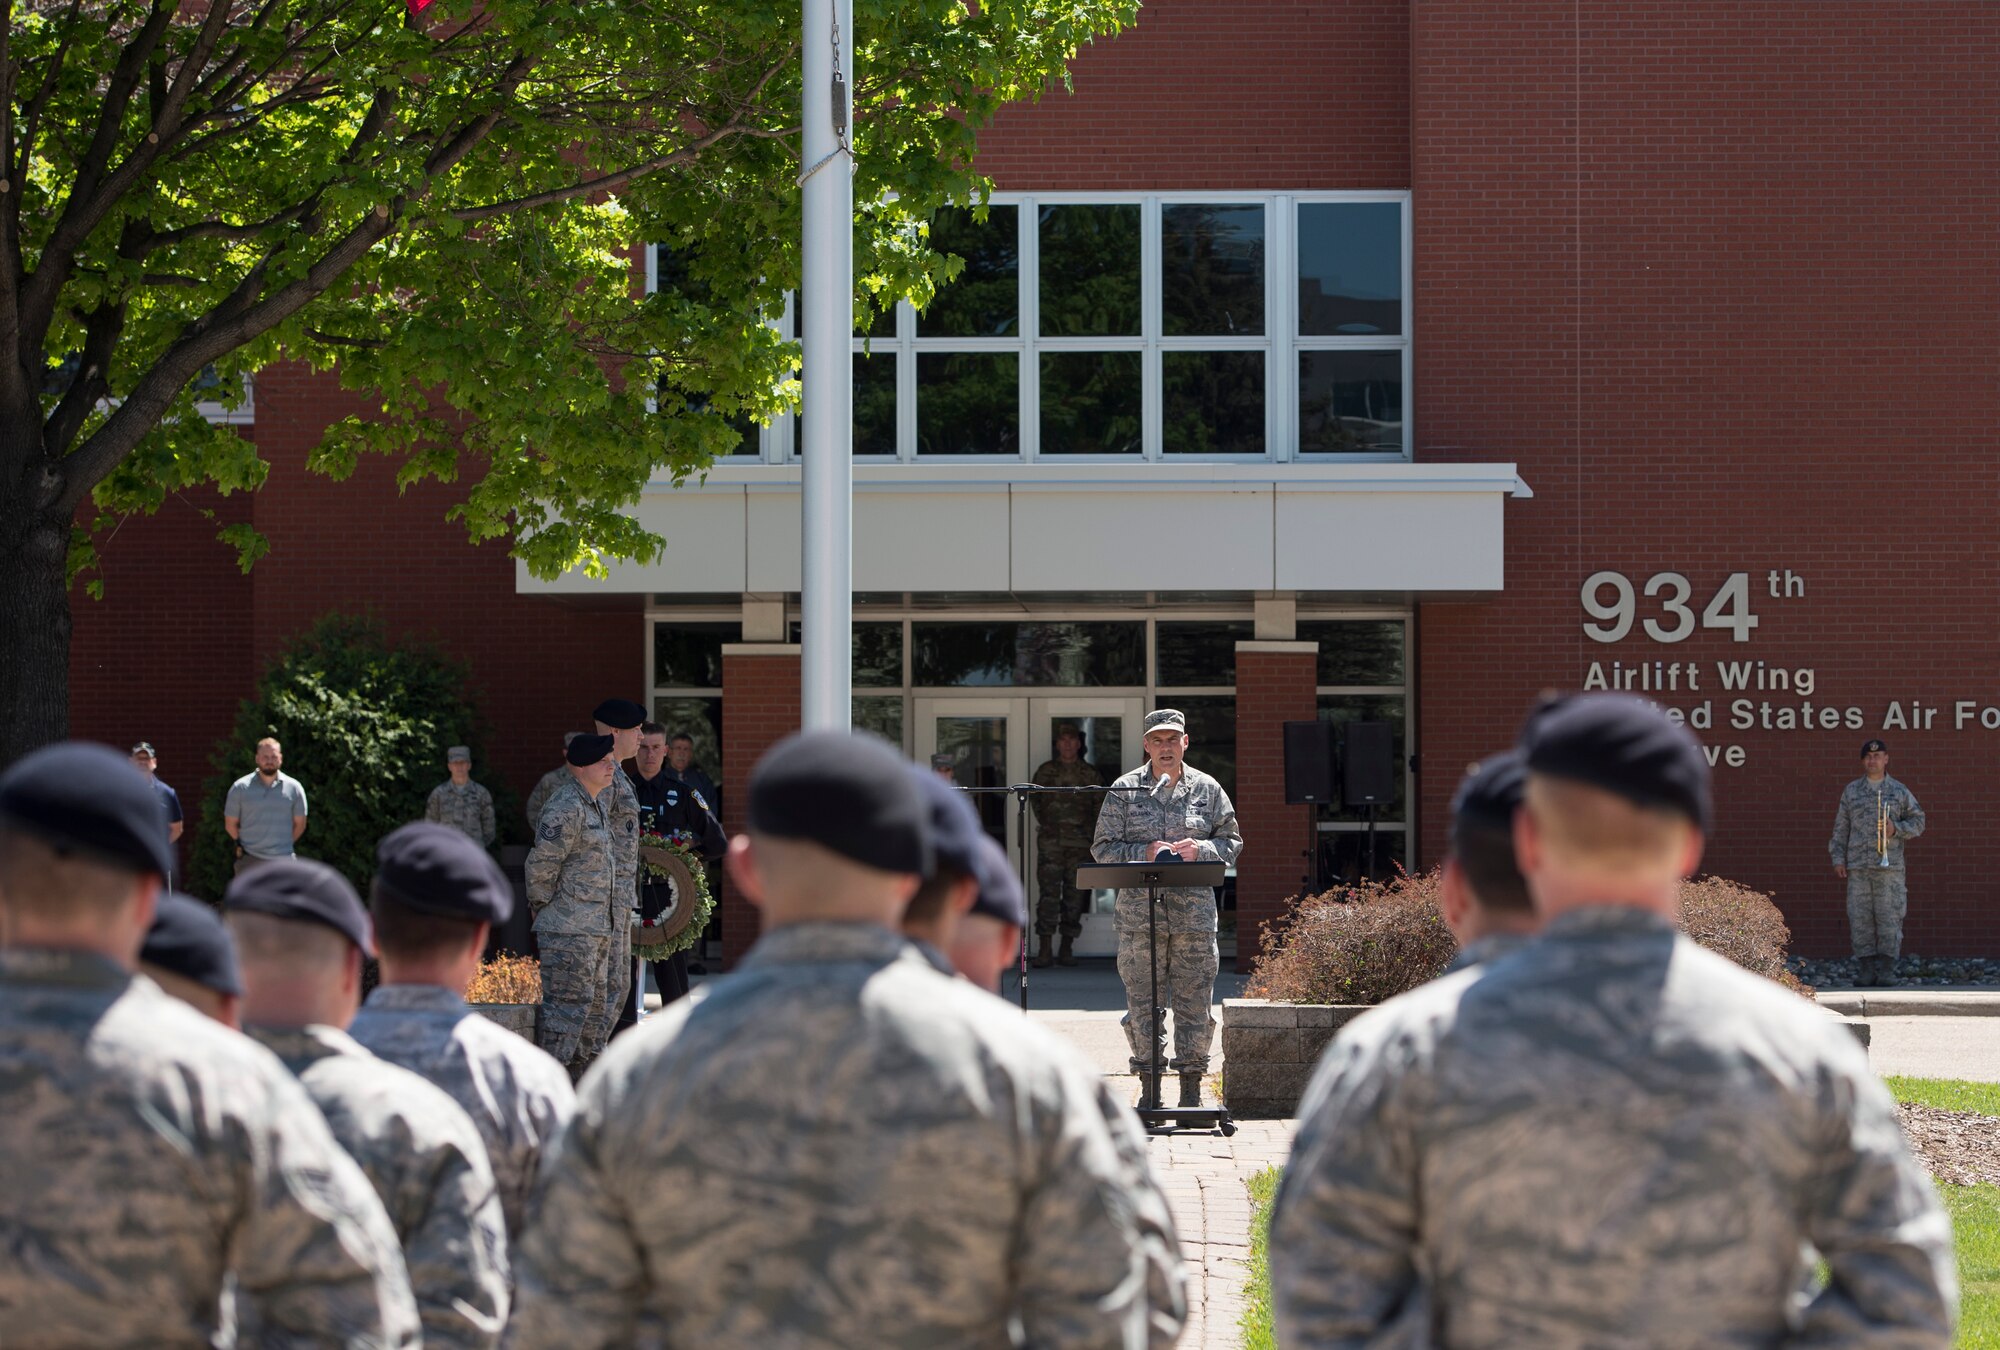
[0,741,174,879]
[910,766,986,879]
[1861,738,1888,756]
[567,732,616,766]
[224,857,374,954]
[929,753,955,773]
[130,741,157,758]
[141,892,244,997]
[748,731,932,876]
[1143,708,1187,735]
[1450,749,1527,848]
[374,821,514,924]
[1521,693,1712,831]
[446,744,472,762]
[967,833,1027,928]
[592,698,647,730]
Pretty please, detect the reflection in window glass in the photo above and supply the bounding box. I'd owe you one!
[936,715,1011,848]
[1039,204,1141,337]
[653,623,738,688]
[1319,829,1406,887]
[1299,620,1406,686]
[1175,696,1237,802]
[1317,695,1406,821]
[1296,202,1403,337]
[853,696,904,751]
[919,205,1019,338]
[853,623,903,688]
[1040,352,1141,455]
[917,352,1018,455]
[1300,350,1403,453]
[1162,204,1265,336]
[1156,621,1253,686]
[912,622,1145,687]
[650,697,723,785]
[1163,351,1264,455]
[854,351,896,455]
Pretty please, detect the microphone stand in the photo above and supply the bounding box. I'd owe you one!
[956,783,1152,1012]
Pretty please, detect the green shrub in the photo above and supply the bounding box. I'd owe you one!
[186,615,522,901]
[1247,869,1809,1005]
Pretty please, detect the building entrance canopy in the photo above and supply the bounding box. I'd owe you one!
[515,462,1530,598]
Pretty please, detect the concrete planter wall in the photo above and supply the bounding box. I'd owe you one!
[471,1002,538,1042]
[1220,999,1373,1118]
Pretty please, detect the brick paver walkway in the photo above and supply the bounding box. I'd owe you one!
[1142,1118,1297,1348]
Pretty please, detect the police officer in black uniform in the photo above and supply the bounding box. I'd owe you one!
[619,721,727,1025]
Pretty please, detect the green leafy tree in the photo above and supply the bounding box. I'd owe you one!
[0,0,1138,766]
[186,612,522,899]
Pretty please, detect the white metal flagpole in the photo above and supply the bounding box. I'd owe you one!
[799,0,854,731]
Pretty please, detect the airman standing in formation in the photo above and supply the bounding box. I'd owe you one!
[591,698,645,1032]
[223,857,510,1348]
[426,744,497,848]
[0,743,419,1347]
[1031,720,1104,967]
[523,731,624,1076]
[1272,694,1955,1347]
[1091,708,1243,1113]
[350,822,576,1238]
[507,731,1188,1348]
[1438,748,1540,973]
[1831,737,1928,987]
[524,732,580,830]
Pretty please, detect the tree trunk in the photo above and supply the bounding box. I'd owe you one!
[0,501,74,770]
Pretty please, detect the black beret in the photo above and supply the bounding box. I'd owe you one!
[1521,693,1712,831]
[910,767,986,879]
[224,857,373,954]
[373,822,514,924]
[967,833,1026,928]
[592,699,647,730]
[567,733,616,767]
[0,741,174,879]
[1450,749,1527,848]
[1861,738,1888,756]
[141,892,243,997]
[748,731,931,876]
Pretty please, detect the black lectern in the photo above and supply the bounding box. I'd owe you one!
[1075,859,1236,1137]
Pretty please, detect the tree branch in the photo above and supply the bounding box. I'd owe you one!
[450,119,756,222]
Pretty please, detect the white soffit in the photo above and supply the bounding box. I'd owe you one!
[1009,487,1275,591]
[1276,490,1504,591]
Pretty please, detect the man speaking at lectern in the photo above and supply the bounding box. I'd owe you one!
[1091,708,1243,1112]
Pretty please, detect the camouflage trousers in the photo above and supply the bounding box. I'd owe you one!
[1847,867,1909,960]
[1116,927,1219,1076]
[1035,842,1093,938]
[537,926,631,1070]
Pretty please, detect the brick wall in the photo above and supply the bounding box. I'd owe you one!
[1412,2,2000,954]
[718,647,802,967]
[1232,645,1320,970]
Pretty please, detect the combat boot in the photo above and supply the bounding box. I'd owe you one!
[1136,1070,1162,1111]
[1877,955,1900,987]
[1178,1072,1204,1110]
[1056,934,1077,966]
[1032,935,1054,969]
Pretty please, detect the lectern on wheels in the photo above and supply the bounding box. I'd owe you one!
[1076,860,1236,1138]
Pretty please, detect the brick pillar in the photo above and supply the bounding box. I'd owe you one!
[719,643,801,969]
[1232,641,1319,973]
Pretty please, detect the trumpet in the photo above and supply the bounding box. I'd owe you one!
[1877,787,1890,867]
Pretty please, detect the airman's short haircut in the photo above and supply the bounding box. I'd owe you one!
[1524,775,1692,878]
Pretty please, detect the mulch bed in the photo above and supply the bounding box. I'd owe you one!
[1897,1102,2000,1186]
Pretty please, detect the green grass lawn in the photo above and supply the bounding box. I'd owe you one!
[1234,1082,1999,1347]
[1239,1165,1280,1349]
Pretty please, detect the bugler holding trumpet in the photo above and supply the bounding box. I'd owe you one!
[1829,738,1927,986]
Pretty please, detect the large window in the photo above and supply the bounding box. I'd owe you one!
[752,193,1408,461]
[1298,618,1412,884]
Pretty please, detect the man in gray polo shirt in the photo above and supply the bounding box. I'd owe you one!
[224,737,309,874]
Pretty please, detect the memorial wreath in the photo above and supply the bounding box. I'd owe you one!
[631,831,713,958]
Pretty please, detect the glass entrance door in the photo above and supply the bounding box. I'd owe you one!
[915,697,1028,862]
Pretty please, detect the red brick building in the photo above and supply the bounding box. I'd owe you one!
[71,1,2000,964]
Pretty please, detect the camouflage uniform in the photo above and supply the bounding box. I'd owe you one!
[251,1023,511,1348]
[525,765,567,831]
[1271,907,1956,1347]
[427,779,497,847]
[1090,763,1242,1075]
[1830,774,1927,960]
[0,950,420,1348]
[1031,755,1104,938]
[525,775,627,1072]
[506,923,1187,1349]
[350,983,577,1239]
[605,764,639,1028]
[1441,931,1532,975]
